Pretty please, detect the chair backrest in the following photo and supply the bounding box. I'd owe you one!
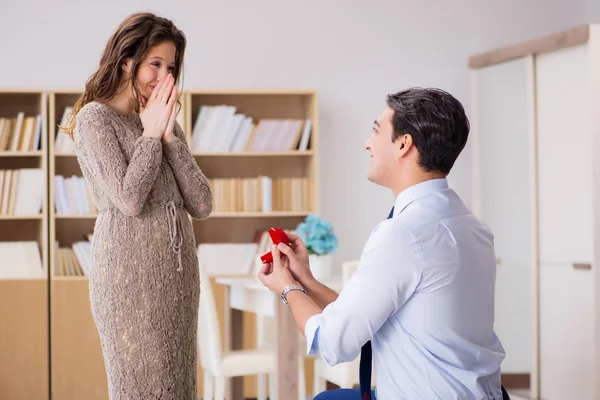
[342,260,360,285]
[197,261,223,373]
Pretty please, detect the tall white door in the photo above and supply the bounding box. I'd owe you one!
[536,43,595,400]
[472,55,535,375]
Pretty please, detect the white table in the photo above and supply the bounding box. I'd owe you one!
[215,276,343,400]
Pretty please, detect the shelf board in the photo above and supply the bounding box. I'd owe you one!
[0,277,47,281]
[49,88,83,94]
[58,151,315,157]
[209,211,310,218]
[55,212,310,219]
[0,151,43,157]
[0,214,43,220]
[55,214,97,219]
[192,151,314,157]
[187,88,316,95]
[51,276,88,281]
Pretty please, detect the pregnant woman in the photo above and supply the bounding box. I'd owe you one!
[61,12,212,399]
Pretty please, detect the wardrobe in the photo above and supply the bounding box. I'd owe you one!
[470,25,600,400]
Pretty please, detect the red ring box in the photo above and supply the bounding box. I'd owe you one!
[260,228,291,263]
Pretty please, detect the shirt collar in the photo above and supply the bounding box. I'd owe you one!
[393,178,449,217]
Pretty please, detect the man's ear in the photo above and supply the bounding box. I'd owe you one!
[397,134,413,157]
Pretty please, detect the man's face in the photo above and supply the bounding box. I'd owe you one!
[365,108,397,186]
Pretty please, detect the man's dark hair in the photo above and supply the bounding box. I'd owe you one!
[386,87,470,175]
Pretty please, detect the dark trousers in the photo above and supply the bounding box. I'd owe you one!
[313,389,376,399]
[312,385,510,399]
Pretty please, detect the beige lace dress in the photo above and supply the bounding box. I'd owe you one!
[74,101,212,399]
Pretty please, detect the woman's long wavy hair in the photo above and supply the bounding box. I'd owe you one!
[62,12,186,139]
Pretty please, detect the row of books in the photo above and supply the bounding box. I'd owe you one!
[5,171,311,216]
[0,169,44,215]
[54,107,75,153]
[54,175,98,215]
[208,176,310,213]
[191,105,312,152]
[54,232,268,277]
[51,105,314,154]
[2,229,284,278]
[56,233,269,277]
[0,113,43,152]
[0,241,44,278]
[54,240,91,277]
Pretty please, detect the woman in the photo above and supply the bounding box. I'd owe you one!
[62,12,212,399]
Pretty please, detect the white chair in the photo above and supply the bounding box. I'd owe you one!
[251,255,310,400]
[197,261,306,400]
[198,261,273,399]
[313,260,376,394]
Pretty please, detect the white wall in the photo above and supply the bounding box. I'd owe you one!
[0,0,586,266]
[587,0,600,23]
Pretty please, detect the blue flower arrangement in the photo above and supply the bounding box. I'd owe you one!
[296,214,338,256]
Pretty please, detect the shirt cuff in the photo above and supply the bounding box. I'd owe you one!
[304,313,322,355]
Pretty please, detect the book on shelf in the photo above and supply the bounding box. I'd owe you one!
[54,175,97,215]
[0,241,44,278]
[0,113,42,152]
[207,176,309,213]
[190,105,312,152]
[54,240,91,277]
[0,168,44,215]
[54,106,75,153]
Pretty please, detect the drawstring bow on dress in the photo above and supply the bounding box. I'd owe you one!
[166,201,183,272]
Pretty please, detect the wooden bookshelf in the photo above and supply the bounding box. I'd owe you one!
[47,90,108,400]
[186,89,319,397]
[0,88,319,400]
[0,90,49,400]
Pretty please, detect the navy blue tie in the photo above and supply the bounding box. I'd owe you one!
[359,206,394,399]
[386,206,395,220]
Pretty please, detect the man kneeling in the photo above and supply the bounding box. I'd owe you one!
[258,88,508,400]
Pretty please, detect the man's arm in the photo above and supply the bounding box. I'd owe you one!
[256,246,327,334]
[285,290,322,333]
[303,279,339,309]
[258,223,421,364]
[300,223,421,365]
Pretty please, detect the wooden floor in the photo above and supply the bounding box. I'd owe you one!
[508,389,531,400]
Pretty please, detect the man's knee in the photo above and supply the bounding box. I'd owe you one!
[314,388,374,399]
[314,389,354,399]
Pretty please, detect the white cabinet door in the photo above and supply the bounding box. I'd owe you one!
[472,56,534,373]
[536,44,593,265]
[539,263,594,399]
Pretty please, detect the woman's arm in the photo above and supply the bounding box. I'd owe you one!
[162,121,213,219]
[76,106,163,217]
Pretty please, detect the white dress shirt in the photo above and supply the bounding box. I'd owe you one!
[305,178,506,399]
